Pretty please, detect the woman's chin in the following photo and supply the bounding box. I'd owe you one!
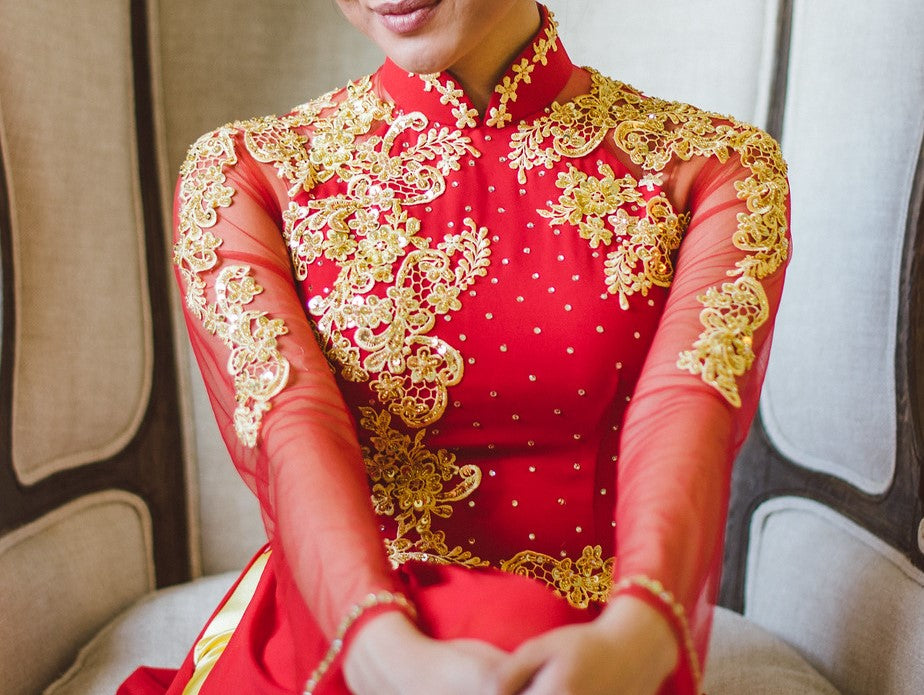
[382,45,457,76]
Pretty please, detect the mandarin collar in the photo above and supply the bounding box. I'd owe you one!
[379,5,571,130]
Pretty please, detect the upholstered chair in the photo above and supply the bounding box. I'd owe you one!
[1,2,920,693]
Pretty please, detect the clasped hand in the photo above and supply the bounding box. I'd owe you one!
[342,595,678,695]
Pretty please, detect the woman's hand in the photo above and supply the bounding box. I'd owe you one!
[496,595,679,695]
[343,610,507,695]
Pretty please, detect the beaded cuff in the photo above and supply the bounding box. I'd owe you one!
[303,591,417,695]
[613,575,702,690]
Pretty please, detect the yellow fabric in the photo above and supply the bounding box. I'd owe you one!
[183,550,270,695]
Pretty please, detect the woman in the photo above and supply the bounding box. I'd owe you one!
[123,1,790,693]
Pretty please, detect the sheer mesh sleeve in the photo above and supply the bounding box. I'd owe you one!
[173,125,401,638]
[613,141,790,692]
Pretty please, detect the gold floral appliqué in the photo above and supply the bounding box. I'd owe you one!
[539,163,688,309]
[174,127,291,447]
[360,407,486,568]
[500,545,614,609]
[273,83,489,428]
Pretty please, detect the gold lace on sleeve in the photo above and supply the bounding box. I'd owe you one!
[605,80,789,407]
[174,126,291,447]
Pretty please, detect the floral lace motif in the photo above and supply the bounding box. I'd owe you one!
[486,13,559,127]
[246,79,493,561]
[266,81,488,428]
[419,74,479,129]
[500,545,614,609]
[539,163,688,309]
[514,70,789,406]
[414,10,560,130]
[360,407,486,568]
[174,127,291,447]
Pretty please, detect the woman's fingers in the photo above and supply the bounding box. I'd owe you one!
[494,633,556,695]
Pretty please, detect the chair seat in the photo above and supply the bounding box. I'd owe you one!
[704,606,840,694]
[44,572,237,695]
[45,576,839,695]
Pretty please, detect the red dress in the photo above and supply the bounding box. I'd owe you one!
[123,5,790,694]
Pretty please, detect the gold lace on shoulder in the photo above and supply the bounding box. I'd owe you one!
[500,545,614,609]
[513,71,789,406]
[174,127,291,447]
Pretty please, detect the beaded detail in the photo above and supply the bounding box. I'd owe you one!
[303,591,417,695]
[613,575,702,690]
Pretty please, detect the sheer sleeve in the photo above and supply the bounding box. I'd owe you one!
[173,124,402,640]
[612,131,790,692]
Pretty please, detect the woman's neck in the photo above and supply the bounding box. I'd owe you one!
[448,0,541,113]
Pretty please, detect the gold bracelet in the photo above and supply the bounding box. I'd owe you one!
[302,591,417,695]
[613,575,702,690]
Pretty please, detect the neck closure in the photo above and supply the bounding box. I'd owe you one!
[379,5,572,130]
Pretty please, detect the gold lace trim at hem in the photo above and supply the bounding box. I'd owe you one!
[500,545,614,609]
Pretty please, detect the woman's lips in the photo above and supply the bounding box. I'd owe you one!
[373,0,440,35]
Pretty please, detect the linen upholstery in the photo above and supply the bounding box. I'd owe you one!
[704,607,839,695]
[45,572,237,695]
[760,0,924,493]
[0,0,152,484]
[0,492,155,695]
[745,498,924,695]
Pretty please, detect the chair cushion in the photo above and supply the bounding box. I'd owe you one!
[46,577,838,695]
[705,606,840,694]
[44,572,237,695]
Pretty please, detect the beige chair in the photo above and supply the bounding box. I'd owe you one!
[1,2,921,694]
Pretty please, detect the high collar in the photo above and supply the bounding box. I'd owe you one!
[379,5,572,130]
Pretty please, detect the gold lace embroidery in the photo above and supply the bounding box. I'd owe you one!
[360,407,486,568]
[267,82,488,428]
[485,13,559,128]
[540,162,645,247]
[676,276,768,402]
[603,196,689,310]
[414,11,560,130]
[509,72,620,185]
[514,71,789,405]
[419,73,479,129]
[539,163,688,309]
[500,545,614,609]
[174,127,290,447]
[231,78,492,562]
